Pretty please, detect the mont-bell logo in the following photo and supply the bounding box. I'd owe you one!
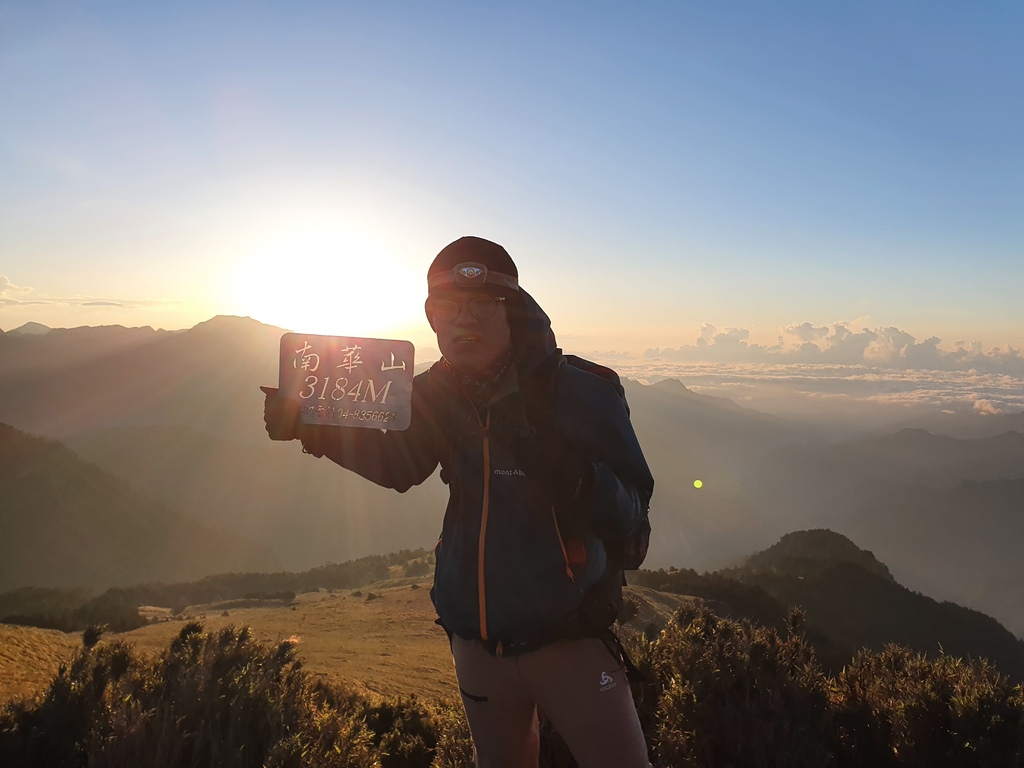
[493,468,526,477]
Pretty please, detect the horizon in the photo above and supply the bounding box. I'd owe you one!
[4,311,1023,425]
[2,3,1023,359]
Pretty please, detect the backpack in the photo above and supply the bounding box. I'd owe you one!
[521,352,652,574]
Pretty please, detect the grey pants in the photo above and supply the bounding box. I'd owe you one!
[451,635,651,768]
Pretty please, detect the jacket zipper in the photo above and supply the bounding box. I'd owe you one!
[550,506,576,582]
[477,410,492,642]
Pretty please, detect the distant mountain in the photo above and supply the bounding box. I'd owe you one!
[736,529,894,583]
[738,431,1024,637]
[624,377,808,568]
[0,320,810,572]
[0,316,276,441]
[7,322,51,336]
[892,408,1024,440]
[847,428,1024,479]
[742,427,1024,535]
[719,530,1024,680]
[0,423,277,591]
[67,424,447,571]
[3,316,1024,638]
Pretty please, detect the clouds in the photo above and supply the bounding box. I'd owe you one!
[615,357,1024,422]
[785,322,830,344]
[0,276,174,312]
[645,322,1024,378]
[0,276,34,305]
[613,321,1024,425]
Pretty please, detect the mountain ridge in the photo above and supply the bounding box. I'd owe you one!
[7,321,51,336]
[2,315,1023,637]
[715,529,1024,679]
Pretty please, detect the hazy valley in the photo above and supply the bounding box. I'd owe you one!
[2,315,1023,642]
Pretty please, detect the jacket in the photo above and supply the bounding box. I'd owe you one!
[301,290,654,644]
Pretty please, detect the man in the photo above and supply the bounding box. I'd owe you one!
[264,236,654,767]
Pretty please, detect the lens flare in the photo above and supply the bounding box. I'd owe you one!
[693,479,703,489]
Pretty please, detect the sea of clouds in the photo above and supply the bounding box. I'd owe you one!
[587,323,1024,431]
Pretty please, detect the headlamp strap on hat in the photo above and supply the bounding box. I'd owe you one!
[428,261,519,292]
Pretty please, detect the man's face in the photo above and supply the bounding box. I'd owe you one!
[429,289,513,375]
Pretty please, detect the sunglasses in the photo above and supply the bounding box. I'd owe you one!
[427,295,506,323]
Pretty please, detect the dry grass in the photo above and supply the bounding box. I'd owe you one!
[1,580,694,707]
[0,624,82,703]
[119,579,457,701]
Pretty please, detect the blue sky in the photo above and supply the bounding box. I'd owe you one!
[1,1,1022,356]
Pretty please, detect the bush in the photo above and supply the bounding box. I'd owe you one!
[833,645,1024,768]
[404,559,432,578]
[3,606,1023,767]
[0,623,378,768]
[634,605,835,767]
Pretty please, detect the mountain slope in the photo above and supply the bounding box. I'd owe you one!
[737,528,894,582]
[0,424,277,590]
[66,424,448,571]
[722,530,1024,679]
[624,377,807,568]
[7,322,51,336]
[3,316,1024,636]
[0,316,280,442]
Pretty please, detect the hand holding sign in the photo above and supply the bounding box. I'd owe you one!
[261,385,299,440]
[265,333,415,432]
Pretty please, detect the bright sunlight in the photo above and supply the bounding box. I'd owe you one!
[224,225,424,341]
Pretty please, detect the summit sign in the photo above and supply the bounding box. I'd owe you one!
[277,333,415,430]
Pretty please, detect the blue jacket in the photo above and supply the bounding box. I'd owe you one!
[304,291,654,644]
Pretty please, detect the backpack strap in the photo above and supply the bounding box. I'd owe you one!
[513,351,564,440]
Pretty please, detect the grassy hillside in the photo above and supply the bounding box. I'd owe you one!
[118,581,458,701]
[6,529,1023,716]
[4,603,1022,767]
[0,625,81,703]
[0,579,694,707]
[4,539,1024,765]
[3,317,1024,646]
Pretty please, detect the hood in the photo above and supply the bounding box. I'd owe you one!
[427,288,558,393]
[512,289,558,377]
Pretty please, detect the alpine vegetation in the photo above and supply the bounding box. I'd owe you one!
[3,608,1023,767]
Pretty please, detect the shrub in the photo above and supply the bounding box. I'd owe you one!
[363,696,438,768]
[634,604,836,767]
[4,605,1023,767]
[426,698,473,767]
[0,623,378,768]
[833,645,1024,768]
[404,559,432,578]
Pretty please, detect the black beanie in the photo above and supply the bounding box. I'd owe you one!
[427,236,519,296]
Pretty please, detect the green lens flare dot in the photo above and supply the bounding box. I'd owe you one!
[693,479,703,489]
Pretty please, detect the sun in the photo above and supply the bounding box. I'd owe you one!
[224,227,424,339]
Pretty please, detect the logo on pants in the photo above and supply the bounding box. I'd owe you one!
[599,671,616,692]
